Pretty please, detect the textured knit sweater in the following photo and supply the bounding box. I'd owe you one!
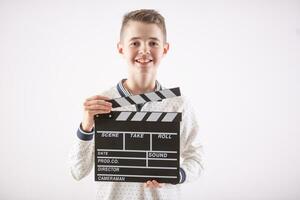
[69,80,204,200]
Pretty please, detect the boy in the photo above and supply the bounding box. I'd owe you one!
[69,9,203,200]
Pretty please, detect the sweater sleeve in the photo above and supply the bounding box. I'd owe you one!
[69,124,95,181]
[180,98,204,183]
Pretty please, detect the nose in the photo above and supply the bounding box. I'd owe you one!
[138,43,150,54]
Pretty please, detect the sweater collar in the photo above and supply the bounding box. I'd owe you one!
[117,79,162,97]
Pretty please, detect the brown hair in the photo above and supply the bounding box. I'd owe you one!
[120,9,167,43]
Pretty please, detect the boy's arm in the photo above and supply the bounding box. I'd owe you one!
[69,125,95,181]
[180,98,204,183]
[69,95,112,181]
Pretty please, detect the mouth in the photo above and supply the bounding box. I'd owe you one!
[135,58,153,64]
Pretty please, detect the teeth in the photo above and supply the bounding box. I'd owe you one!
[136,59,152,63]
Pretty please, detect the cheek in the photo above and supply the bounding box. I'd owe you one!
[152,50,164,60]
[128,50,138,58]
[124,51,135,60]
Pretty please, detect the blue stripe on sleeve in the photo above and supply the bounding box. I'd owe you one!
[179,167,186,184]
[76,124,94,141]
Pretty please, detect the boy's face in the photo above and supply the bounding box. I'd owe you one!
[117,21,169,75]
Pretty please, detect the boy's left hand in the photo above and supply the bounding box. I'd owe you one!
[144,180,165,188]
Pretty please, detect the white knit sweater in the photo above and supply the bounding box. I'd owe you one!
[69,81,204,200]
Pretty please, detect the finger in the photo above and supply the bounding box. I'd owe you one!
[86,95,111,101]
[145,180,152,188]
[152,180,162,188]
[85,104,112,110]
[89,109,111,115]
[84,99,112,106]
[148,181,156,188]
[86,107,112,115]
[84,100,112,107]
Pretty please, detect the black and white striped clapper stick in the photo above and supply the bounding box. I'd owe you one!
[107,87,181,108]
[95,111,182,122]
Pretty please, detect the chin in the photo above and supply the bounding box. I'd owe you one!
[130,65,156,73]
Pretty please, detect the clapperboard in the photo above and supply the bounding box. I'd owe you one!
[94,88,181,184]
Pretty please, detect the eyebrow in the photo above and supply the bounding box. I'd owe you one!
[129,37,160,41]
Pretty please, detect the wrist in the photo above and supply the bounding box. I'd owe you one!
[81,121,94,132]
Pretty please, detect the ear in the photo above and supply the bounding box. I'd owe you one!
[163,42,170,54]
[117,42,123,54]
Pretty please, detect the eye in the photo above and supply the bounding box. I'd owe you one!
[149,41,158,47]
[130,41,140,47]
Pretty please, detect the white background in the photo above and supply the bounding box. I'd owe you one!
[0,0,299,199]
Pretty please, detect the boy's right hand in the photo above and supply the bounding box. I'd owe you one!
[81,95,112,132]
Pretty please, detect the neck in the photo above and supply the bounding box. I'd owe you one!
[125,75,156,95]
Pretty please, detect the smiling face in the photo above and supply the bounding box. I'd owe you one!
[117,21,169,76]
